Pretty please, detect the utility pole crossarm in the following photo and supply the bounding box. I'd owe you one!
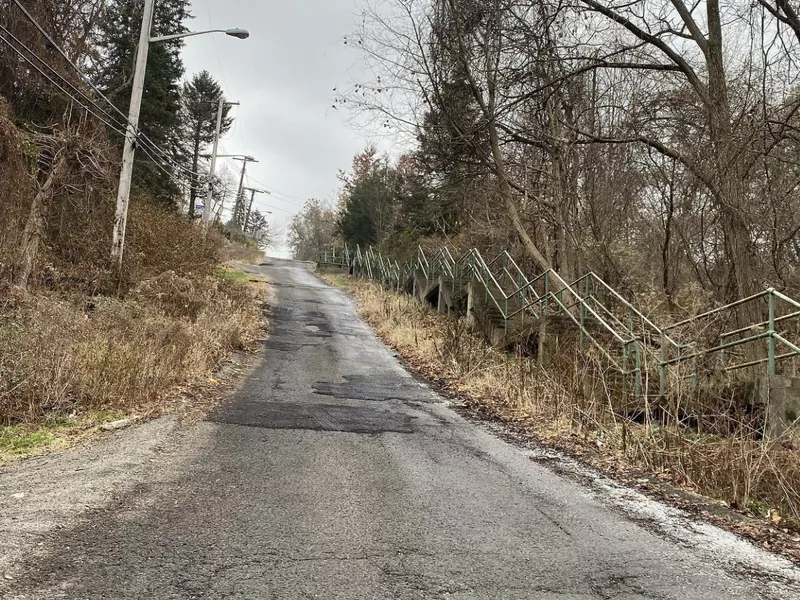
[242,187,272,233]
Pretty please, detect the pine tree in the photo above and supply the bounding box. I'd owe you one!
[245,210,273,250]
[94,0,191,204]
[337,154,401,249]
[181,71,233,217]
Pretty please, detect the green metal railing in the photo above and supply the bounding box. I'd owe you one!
[319,244,800,399]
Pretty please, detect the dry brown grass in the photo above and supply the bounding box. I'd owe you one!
[0,270,264,423]
[0,97,269,456]
[219,236,265,265]
[327,274,800,544]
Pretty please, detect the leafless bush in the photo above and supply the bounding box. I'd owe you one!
[0,273,263,422]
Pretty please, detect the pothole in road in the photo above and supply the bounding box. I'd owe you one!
[312,375,436,403]
[264,339,323,352]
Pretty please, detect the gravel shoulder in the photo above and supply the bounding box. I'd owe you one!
[0,415,183,578]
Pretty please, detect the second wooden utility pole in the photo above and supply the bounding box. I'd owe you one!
[202,99,239,225]
[232,156,258,230]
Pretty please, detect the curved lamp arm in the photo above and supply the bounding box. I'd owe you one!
[150,28,249,43]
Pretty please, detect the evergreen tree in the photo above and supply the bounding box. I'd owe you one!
[245,210,273,250]
[181,71,232,217]
[95,0,191,204]
[337,154,401,249]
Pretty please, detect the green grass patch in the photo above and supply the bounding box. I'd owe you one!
[0,410,132,462]
[0,426,55,456]
[217,266,249,283]
[320,273,350,289]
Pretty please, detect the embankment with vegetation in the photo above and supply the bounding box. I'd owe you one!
[0,0,272,458]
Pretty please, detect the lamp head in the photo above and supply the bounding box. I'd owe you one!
[225,28,250,40]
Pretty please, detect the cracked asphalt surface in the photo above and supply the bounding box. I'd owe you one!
[4,259,800,599]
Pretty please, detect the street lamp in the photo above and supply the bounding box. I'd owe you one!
[150,28,250,43]
[110,0,249,267]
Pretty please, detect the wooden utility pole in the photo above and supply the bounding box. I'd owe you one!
[231,156,258,230]
[110,0,155,266]
[203,98,225,225]
[242,186,272,233]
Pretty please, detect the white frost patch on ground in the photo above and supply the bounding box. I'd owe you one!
[525,444,800,590]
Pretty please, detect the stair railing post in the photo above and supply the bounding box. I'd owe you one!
[580,276,588,348]
[635,342,642,401]
[768,289,776,377]
[622,340,631,402]
[544,272,550,315]
[659,331,667,397]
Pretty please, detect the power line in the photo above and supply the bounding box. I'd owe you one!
[249,197,296,215]
[8,1,202,179]
[238,175,309,204]
[10,0,129,122]
[203,0,233,97]
[214,142,307,207]
[0,32,127,135]
[0,30,202,183]
[0,24,127,127]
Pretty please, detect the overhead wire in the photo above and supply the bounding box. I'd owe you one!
[247,197,296,215]
[198,0,250,163]
[0,31,203,182]
[8,1,203,179]
[10,0,173,157]
[12,0,316,209]
[0,26,128,125]
[202,0,233,97]
[237,173,308,205]
[1,35,194,181]
[13,0,309,208]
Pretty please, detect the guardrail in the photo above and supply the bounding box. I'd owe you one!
[319,244,800,400]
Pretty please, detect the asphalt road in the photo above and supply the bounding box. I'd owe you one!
[6,259,800,599]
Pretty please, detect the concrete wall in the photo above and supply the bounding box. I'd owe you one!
[753,376,800,438]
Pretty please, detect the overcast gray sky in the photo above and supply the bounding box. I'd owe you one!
[181,0,370,254]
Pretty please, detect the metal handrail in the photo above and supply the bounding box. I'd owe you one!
[319,243,800,398]
[546,269,630,344]
[471,249,510,303]
[663,290,768,331]
[774,289,800,310]
[585,272,680,349]
[721,310,800,339]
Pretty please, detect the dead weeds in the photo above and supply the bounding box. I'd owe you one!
[0,269,268,432]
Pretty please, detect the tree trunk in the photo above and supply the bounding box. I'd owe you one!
[486,118,569,296]
[13,154,71,288]
[706,0,760,312]
[662,166,677,315]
